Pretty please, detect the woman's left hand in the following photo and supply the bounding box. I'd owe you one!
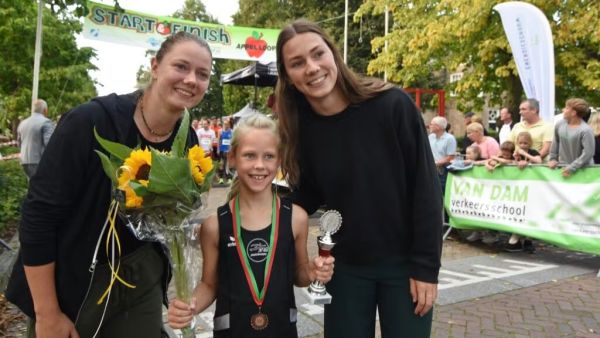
[409,278,438,317]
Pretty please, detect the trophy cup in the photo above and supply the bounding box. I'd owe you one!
[305,210,342,305]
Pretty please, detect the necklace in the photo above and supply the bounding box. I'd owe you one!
[139,97,173,137]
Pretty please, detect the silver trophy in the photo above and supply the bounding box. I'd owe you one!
[305,210,342,305]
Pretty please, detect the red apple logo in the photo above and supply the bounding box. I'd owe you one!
[157,21,171,35]
[245,31,267,58]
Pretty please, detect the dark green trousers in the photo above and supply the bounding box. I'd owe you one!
[324,258,433,338]
[28,243,166,338]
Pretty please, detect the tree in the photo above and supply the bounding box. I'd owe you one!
[227,0,386,113]
[133,0,226,119]
[45,0,122,16]
[357,0,600,119]
[0,1,97,135]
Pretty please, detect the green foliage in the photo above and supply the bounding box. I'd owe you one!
[0,146,19,156]
[0,160,28,231]
[0,1,97,134]
[358,0,600,116]
[227,0,384,112]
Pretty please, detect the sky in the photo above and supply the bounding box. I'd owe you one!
[76,0,239,96]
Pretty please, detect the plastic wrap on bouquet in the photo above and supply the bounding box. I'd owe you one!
[119,193,209,338]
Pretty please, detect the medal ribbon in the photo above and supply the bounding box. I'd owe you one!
[232,193,279,306]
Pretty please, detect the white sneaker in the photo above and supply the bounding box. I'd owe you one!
[508,234,520,245]
[466,231,482,242]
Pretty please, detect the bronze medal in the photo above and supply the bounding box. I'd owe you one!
[250,312,269,330]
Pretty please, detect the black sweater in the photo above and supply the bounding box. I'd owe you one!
[6,92,197,320]
[290,87,442,283]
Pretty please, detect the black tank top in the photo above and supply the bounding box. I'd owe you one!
[214,197,298,338]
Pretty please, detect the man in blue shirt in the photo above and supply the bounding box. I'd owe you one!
[428,116,457,195]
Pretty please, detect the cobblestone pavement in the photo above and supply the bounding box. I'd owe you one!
[431,273,600,338]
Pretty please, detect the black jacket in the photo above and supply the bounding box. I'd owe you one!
[6,92,197,320]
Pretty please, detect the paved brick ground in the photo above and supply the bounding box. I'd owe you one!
[432,273,600,338]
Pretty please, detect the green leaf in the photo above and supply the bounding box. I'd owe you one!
[94,150,118,184]
[130,180,149,197]
[147,149,197,206]
[94,128,133,160]
[171,109,190,157]
[200,167,216,192]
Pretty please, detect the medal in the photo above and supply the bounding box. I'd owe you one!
[250,310,269,330]
[232,194,279,331]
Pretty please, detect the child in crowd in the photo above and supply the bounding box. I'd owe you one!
[463,144,486,165]
[485,141,516,171]
[506,132,540,252]
[514,131,542,169]
[168,114,334,337]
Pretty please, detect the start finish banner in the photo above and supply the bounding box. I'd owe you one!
[82,0,279,62]
[445,166,600,255]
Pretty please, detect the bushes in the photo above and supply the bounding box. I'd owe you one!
[0,160,27,232]
[0,146,19,157]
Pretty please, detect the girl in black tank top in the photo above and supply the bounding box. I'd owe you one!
[167,114,335,337]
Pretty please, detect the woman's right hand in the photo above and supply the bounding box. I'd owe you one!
[168,298,196,329]
[35,310,79,338]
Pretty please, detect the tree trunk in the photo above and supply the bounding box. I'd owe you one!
[504,74,523,122]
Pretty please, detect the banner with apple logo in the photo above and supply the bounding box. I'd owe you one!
[83,0,279,62]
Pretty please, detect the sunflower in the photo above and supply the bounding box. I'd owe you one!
[118,148,152,188]
[187,145,213,184]
[117,148,151,209]
[123,185,144,208]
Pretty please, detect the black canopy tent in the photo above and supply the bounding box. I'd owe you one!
[220,61,278,107]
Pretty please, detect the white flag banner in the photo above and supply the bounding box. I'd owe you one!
[494,2,555,122]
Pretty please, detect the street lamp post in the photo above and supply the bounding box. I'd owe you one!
[343,0,348,63]
[32,0,43,114]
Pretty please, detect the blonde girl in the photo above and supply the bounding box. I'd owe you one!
[514,131,542,169]
[168,114,334,337]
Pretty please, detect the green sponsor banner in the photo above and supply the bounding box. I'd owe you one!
[83,1,280,62]
[445,165,600,254]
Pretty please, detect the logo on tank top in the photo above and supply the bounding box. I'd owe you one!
[228,235,236,247]
[246,238,269,263]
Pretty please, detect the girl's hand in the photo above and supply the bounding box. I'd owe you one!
[517,160,529,169]
[168,298,196,329]
[548,160,558,169]
[311,256,335,284]
[561,168,572,177]
[516,148,529,157]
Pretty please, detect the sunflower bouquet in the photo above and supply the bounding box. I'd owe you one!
[94,109,213,338]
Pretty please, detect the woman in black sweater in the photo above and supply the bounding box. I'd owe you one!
[275,19,442,338]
